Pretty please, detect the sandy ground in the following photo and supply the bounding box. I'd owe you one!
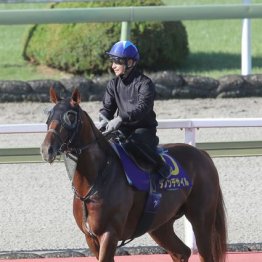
[0,98,262,252]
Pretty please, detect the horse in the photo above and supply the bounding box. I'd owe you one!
[41,87,227,262]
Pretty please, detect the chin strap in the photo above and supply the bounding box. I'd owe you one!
[121,63,136,79]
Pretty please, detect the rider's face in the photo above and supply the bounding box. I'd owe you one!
[111,62,126,77]
[110,58,134,77]
[110,57,126,76]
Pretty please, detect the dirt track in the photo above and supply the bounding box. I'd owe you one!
[0,98,261,252]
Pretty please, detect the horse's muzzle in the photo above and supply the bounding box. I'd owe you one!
[40,143,58,163]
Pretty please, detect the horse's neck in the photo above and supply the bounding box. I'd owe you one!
[73,119,109,194]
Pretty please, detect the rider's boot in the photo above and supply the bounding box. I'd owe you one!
[128,140,171,179]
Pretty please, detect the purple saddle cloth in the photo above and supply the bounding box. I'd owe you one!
[111,142,192,192]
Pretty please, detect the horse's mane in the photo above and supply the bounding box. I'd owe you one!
[82,109,114,154]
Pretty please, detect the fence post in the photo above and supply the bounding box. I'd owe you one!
[184,127,196,146]
[184,127,197,252]
[241,0,252,75]
[120,21,131,41]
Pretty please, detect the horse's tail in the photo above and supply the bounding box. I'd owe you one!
[212,186,227,262]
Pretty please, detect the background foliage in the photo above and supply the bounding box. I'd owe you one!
[23,0,189,75]
[0,0,262,80]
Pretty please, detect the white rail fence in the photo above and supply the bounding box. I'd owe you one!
[2,117,262,134]
[2,117,262,146]
[1,117,262,250]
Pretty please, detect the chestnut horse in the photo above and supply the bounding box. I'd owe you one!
[41,88,227,262]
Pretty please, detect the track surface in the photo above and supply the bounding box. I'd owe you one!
[2,252,262,262]
[1,100,261,253]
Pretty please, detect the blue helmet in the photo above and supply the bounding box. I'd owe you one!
[107,40,140,61]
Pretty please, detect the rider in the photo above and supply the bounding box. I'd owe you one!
[98,40,170,178]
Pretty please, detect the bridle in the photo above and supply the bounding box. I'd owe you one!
[46,101,98,158]
[45,99,112,200]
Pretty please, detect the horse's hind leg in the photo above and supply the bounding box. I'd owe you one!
[187,196,226,262]
[149,220,191,262]
[186,188,221,262]
[187,211,215,262]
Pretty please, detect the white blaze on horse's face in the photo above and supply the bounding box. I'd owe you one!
[41,117,61,163]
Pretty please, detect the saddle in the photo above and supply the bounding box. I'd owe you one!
[111,141,192,243]
[111,141,191,192]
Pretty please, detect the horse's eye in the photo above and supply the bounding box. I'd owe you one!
[62,110,77,129]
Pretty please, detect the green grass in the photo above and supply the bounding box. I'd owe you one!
[0,24,47,80]
[0,3,55,80]
[178,18,262,78]
[1,0,262,80]
[164,0,262,78]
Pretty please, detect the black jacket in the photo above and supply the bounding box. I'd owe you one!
[100,68,158,129]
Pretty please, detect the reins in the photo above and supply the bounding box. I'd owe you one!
[59,137,98,157]
[71,156,112,202]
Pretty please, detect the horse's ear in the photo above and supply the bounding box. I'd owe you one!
[50,86,60,103]
[71,88,81,104]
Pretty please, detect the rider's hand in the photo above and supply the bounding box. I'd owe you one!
[97,119,107,130]
[97,113,108,131]
[106,116,122,132]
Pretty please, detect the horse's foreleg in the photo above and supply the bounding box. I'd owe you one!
[74,199,101,259]
[98,230,118,262]
[85,234,100,259]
